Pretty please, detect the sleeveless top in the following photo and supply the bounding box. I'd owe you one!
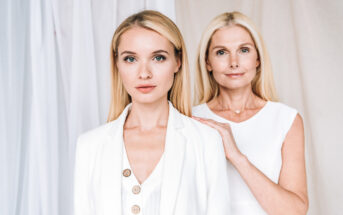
[192,101,297,214]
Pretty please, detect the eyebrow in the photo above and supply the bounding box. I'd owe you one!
[120,50,170,56]
[120,51,136,56]
[152,50,169,55]
[211,43,255,50]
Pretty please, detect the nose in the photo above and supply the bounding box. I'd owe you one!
[138,62,152,79]
[229,54,239,69]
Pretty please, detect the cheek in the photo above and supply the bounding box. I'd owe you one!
[242,57,258,70]
[153,63,175,87]
[211,71,226,86]
[209,56,228,72]
[117,64,137,90]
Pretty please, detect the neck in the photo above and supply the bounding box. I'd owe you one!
[125,98,169,131]
[215,85,257,111]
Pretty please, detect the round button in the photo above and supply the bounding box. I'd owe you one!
[132,185,141,194]
[122,169,131,177]
[131,205,140,214]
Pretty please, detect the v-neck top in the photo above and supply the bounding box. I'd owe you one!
[121,143,165,215]
[193,101,298,214]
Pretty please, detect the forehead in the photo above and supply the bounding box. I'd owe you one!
[117,27,174,52]
[210,25,255,46]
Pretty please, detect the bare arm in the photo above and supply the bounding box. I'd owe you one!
[193,114,308,215]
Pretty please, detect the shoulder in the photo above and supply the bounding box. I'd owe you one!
[172,102,219,139]
[264,101,298,125]
[287,113,304,136]
[267,101,303,139]
[179,113,224,151]
[180,113,221,138]
[76,120,119,150]
[267,101,298,116]
[192,103,208,115]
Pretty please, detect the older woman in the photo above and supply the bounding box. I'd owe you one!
[193,11,308,215]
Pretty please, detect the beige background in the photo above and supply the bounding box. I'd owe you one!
[175,0,343,214]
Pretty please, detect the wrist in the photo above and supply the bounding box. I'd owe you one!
[228,151,248,167]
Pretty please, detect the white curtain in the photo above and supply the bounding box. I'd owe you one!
[176,0,343,214]
[0,0,175,214]
[2,0,342,214]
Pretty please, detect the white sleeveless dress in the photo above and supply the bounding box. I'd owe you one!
[192,101,297,215]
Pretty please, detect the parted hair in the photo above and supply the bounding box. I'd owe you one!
[195,11,278,105]
[107,10,191,122]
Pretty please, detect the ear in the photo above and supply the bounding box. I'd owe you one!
[175,57,181,73]
[256,58,260,68]
[206,58,213,72]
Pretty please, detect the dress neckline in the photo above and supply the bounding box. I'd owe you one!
[204,101,271,125]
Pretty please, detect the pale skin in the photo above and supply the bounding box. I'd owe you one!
[116,26,180,184]
[192,25,308,214]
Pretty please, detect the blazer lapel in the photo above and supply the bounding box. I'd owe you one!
[101,105,131,215]
[160,103,187,215]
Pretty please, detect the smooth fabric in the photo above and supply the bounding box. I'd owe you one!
[74,102,230,215]
[121,143,164,215]
[175,1,343,213]
[193,101,297,214]
[3,0,343,214]
[1,1,176,215]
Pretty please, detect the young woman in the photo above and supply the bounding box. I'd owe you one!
[74,10,230,215]
[192,11,308,214]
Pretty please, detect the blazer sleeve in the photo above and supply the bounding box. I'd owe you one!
[74,136,93,215]
[204,131,231,214]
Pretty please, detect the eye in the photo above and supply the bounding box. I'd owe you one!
[240,47,250,53]
[124,56,136,63]
[154,55,166,62]
[216,50,226,56]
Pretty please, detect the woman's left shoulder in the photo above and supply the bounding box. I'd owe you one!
[180,114,223,149]
[182,114,220,136]
[267,101,299,117]
[266,101,303,137]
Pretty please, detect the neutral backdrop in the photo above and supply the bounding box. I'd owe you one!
[1,0,342,214]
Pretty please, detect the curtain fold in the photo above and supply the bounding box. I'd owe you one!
[176,0,343,214]
[1,0,176,214]
[3,0,341,214]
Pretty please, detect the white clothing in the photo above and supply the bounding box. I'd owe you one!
[192,101,297,215]
[74,102,230,215]
[121,143,164,215]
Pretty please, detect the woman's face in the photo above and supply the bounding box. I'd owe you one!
[116,27,180,104]
[206,25,260,91]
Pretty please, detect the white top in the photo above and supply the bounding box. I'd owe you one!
[74,102,230,215]
[121,144,164,215]
[192,101,297,215]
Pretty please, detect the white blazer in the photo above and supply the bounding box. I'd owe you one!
[74,102,230,215]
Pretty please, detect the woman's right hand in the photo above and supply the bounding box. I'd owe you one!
[192,116,243,161]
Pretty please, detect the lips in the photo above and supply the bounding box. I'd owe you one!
[135,85,156,93]
[225,73,244,78]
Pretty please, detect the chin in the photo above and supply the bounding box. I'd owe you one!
[222,81,252,91]
[131,93,168,105]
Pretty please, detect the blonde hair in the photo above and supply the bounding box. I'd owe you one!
[107,10,191,122]
[195,11,278,104]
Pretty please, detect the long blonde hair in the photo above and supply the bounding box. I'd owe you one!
[107,10,191,122]
[195,11,278,104]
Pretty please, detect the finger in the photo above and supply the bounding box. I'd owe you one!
[192,116,232,135]
[192,116,220,125]
[196,118,229,129]
[195,118,226,131]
